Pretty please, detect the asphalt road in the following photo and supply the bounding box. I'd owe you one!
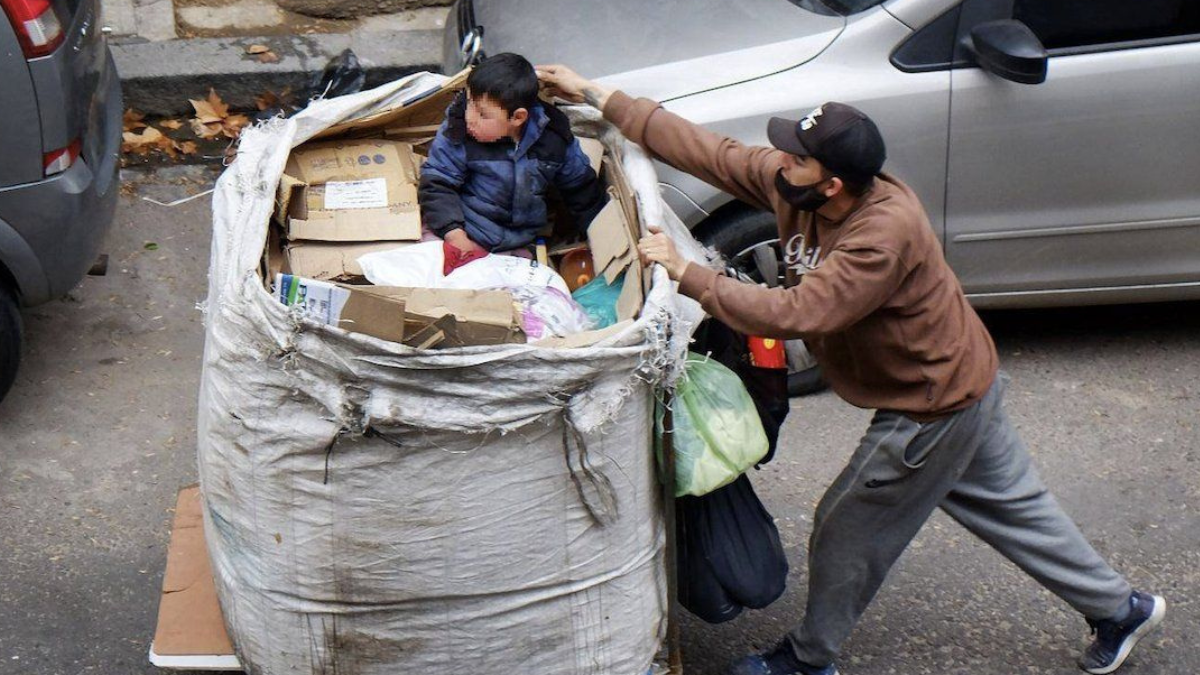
[0,166,1196,675]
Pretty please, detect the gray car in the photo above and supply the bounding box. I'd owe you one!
[0,0,121,402]
[444,0,1200,393]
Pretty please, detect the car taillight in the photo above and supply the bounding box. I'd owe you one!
[44,138,81,176]
[0,0,64,58]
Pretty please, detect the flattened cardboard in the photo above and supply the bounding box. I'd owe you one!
[288,209,421,243]
[286,241,415,281]
[588,195,636,285]
[317,68,471,140]
[278,274,408,343]
[579,137,604,175]
[617,263,644,322]
[356,286,525,347]
[534,319,634,349]
[337,290,408,343]
[279,139,423,242]
[152,486,235,658]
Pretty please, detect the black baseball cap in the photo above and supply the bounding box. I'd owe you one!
[767,102,886,184]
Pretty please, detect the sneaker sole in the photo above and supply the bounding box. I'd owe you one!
[1083,594,1167,675]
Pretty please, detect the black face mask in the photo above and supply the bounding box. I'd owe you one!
[775,169,829,212]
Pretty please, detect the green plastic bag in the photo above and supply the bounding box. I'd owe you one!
[656,353,770,497]
[571,272,623,329]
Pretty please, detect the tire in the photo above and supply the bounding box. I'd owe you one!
[696,208,828,397]
[0,282,21,404]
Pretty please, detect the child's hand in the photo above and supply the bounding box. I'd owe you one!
[444,228,485,255]
[535,64,612,110]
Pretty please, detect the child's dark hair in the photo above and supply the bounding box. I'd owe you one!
[467,53,539,116]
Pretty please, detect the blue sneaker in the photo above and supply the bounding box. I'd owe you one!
[727,641,839,675]
[1079,590,1166,674]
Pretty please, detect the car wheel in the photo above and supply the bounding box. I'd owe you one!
[697,208,827,397]
[0,281,21,404]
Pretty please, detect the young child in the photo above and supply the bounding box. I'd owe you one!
[419,53,607,271]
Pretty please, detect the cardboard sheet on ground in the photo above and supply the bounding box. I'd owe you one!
[150,486,239,670]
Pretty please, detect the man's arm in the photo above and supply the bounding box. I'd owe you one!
[638,226,908,340]
[677,247,908,340]
[537,64,779,212]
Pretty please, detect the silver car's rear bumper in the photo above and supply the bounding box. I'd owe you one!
[0,51,121,306]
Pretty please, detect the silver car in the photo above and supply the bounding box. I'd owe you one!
[444,0,1200,394]
[0,0,121,402]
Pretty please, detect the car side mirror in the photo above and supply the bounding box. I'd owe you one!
[966,20,1048,85]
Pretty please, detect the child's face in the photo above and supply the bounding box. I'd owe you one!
[466,93,528,143]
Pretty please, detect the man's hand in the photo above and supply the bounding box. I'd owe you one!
[638,226,689,281]
[444,228,485,255]
[535,64,613,111]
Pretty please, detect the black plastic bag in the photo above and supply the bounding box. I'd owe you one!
[673,318,791,623]
[308,49,367,100]
[676,474,789,623]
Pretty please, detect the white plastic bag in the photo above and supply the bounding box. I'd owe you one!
[357,240,445,287]
[444,255,571,296]
[505,285,594,340]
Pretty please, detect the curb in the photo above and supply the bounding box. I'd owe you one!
[113,29,445,116]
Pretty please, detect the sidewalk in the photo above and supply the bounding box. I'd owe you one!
[103,0,450,115]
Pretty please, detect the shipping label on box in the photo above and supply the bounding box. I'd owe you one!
[278,139,424,243]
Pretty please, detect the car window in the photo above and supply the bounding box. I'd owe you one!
[1014,0,1200,50]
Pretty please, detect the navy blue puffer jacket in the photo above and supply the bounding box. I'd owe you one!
[419,93,607,252]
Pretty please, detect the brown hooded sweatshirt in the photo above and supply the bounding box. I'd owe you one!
[603,91,997,419]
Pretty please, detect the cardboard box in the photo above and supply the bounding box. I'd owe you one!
[276,274,407,343]
[277,139,424,243]
[356,286,526,347]
[286,241,416,281]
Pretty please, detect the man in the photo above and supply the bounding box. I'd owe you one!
[536,64,1165,675]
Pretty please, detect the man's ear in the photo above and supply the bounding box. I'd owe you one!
[510,107,529,124]
[825,176,844,198]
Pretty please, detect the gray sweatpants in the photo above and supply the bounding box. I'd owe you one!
[787,372,1132,666]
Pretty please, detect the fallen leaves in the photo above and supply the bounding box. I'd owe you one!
[122,87,273,164]
[189,89,250,140]
[245,43,280,63]
[123,108,147,131]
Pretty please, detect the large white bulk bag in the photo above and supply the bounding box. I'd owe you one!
[197,72,707,674]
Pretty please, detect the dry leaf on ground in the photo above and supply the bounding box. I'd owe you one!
[246,44,270,54]
[190,118,224,139]
[123,108,147,132]
[190,89,230,125]
[221,114,252,139]
[122,127,180,159]
[159,119,184,130]
[257,51,280,64]
[254,88,293,112]
[255,91,280,111]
